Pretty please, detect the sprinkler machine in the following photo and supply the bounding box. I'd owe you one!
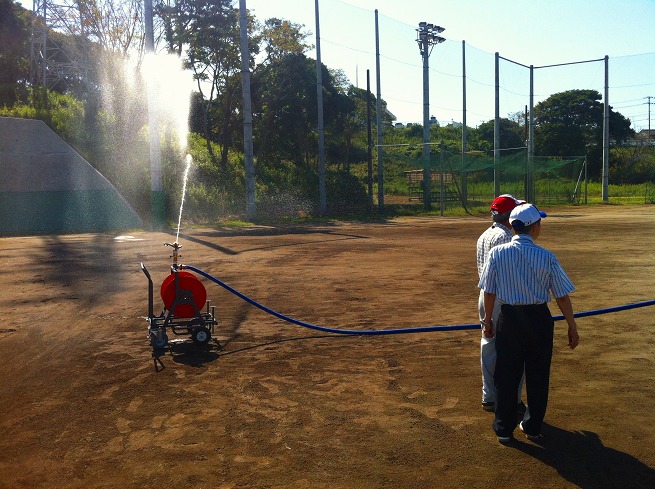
[141,242,218,350]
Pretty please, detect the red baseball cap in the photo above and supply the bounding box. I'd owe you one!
[490,195,520,215]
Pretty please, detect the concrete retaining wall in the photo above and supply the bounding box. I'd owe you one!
[0,117,142,234]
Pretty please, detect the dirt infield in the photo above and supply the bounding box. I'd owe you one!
[1,205,654,489]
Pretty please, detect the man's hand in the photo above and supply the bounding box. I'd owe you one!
[555,294,579,350]
[568,325,579,349]
[483,319,494,339]
[482,292,497,339]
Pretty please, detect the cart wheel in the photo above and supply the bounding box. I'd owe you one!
[191,326,211,345]
[150,331,169,349]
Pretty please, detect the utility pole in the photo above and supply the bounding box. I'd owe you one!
[461,40,467,203]
[494,52,500,197]
[416,22,445,211]
[646,96,654,137]
[528,64,534,202]
[366,70,373,211]
[239,0,256,219]
[375,10,384,211]
[602,55,609,202]
[315,0,326,216]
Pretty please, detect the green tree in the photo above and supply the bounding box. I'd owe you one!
[336,78,395,167]
[81,0,145,56]
[610,145,655,184]
[331,84,370,171]
[435,124,464,153]
[252,52,321,167]
[157,0,246,171]
[533,89,633,179]
[251,17,311,166]
[258,17,311,63]
[475,118,525,151]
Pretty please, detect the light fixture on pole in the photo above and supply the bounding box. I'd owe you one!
[416,22,445,210]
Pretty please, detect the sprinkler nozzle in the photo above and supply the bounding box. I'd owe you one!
[164,242,182,269]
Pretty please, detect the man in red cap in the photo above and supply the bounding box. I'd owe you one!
[476,195,526,414]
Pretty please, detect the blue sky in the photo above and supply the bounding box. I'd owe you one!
[245,0,655,130]
[18,0,654,130]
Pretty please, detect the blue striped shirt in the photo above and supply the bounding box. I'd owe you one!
[476,222,512,277]
[478,234,575,305]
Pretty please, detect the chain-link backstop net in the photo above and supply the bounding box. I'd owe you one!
[380,148,585,211]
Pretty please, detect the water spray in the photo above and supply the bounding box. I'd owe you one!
[175,154,192,244]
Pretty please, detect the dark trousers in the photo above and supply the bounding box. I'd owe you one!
[493,303,554,437]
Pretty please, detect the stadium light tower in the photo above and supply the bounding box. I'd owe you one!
[416,22,445,210]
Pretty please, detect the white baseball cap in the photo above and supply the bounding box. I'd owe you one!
[509,203,547,227]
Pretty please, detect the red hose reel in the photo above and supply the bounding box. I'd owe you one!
[160,271,207,318]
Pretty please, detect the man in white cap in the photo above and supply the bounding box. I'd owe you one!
[478,203,580,443]
[476,195,526,414]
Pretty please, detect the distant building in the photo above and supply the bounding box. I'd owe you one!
[624,129,655,146]
[395,117,468,128]
[395,119,438,127]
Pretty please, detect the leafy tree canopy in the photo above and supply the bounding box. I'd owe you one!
[534,89,633,155]
[259,17,312,64]
[533,89,634,179]
[477,118,525,150]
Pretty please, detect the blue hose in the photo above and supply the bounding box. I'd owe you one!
[185,265,655,336]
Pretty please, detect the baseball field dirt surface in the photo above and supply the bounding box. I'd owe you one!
[1,204,654,488]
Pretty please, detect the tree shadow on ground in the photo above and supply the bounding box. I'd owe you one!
[511,423,655,489]
[23,234,124,305]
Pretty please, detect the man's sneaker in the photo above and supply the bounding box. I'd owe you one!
[482,401,495,412]
[497,435,513,444]
[519,421,541,441]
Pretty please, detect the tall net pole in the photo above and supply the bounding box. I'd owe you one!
[494,52,500,197]
[420,32,431,210]
[239,0,256,219]
[461,41,468,203]
[416,22,445,211]
[315,0,326,216]
[375,10,384,210]
[528,64,535,202]
[602,55,609,201]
